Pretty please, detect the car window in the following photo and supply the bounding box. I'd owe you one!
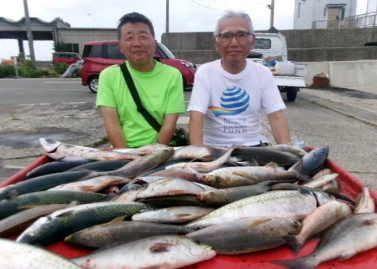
[83,45,102,58]
[105,43,126,60]
[157,43,176,59]
[254,38,272,49]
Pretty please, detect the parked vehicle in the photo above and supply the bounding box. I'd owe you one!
[248,33,306,102]
[52,52,82,66]
[80,40,196,93]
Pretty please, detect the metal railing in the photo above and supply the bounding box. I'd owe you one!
[312,12,377,29]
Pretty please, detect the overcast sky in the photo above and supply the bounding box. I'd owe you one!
[0,0,369,61]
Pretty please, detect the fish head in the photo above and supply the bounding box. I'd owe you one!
[39,138,62,153]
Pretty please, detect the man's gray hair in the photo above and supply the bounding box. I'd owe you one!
[214,10,254,36]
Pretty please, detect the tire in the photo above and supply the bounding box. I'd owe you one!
[88,76,99,93]
[286,87,298,102]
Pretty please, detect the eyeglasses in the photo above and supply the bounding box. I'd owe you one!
[216,31,252,42]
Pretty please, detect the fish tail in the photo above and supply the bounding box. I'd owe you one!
[289,159,312,182]
[283,235,304,255]
[270,256,315,269]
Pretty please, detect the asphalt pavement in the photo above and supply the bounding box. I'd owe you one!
[1,86,377,191]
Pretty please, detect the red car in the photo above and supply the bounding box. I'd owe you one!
[80,40,196,93]
[52,52,82,65]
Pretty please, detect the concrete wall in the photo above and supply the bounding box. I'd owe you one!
[162,28,377,92]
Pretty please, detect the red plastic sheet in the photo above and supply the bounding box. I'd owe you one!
[2,153,377,269]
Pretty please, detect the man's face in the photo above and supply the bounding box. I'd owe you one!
[214,17,254,63]
[118,22,156,65]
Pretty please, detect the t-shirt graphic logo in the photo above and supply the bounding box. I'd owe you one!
[209,86,249,116]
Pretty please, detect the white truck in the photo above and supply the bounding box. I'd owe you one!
[249,32,306,102]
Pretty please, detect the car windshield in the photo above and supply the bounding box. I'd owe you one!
[157,43,176,59]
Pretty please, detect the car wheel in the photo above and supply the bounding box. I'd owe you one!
[88,76,99,93]
[286,87,298,102]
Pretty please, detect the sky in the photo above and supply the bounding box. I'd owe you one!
[0,0,369,61]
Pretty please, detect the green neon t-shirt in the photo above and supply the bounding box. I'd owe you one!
[96,61,185,147]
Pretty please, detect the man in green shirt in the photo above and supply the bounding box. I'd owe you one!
[96,12,185,148]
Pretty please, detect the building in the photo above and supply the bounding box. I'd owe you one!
[293,0,357,29]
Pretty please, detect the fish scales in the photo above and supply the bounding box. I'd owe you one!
[186,190,333,229]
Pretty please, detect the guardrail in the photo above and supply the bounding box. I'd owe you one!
[313,12,377,29]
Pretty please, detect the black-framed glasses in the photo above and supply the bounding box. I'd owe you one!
[216,31,252,42]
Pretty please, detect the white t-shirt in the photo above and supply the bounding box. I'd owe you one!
[187,59,286,147]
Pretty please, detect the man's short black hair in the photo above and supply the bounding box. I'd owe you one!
[117,12,155,40]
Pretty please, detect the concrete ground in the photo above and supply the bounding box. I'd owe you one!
[1,86,376,191]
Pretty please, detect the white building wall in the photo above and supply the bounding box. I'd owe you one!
[294,0,357,29]
[367,0,377,13]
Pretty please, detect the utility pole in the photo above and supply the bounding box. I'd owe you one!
[268,0,275,29]
[23,0,36,65]
[166,0,169,33]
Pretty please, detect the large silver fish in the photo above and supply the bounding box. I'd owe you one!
[203,164,300,188]
[16,201,154,245]
[39,137,140,161]
[188,217,301,254]
[64,220,192,248]
[168,145,228,161]
[186,189,334,229]
[0,238,82,269]
[71,235,216,269]
[0,190,107,219]
[273,213,377,269]
[132,206,214,224]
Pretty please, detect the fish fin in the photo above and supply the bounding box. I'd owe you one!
[283,235,303,255]
[106,216,127,225]
[150,242,174,253]
[245,218,272,229]
[80,185,99,192]
[264,162,279,168]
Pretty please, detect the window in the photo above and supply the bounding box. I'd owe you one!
[254,38,271,49]
[82,45,102,58]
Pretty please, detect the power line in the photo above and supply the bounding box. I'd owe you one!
[188,0,224,12]
[75,0,101,27]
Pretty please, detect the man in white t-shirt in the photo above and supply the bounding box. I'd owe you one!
[187,10,291,147]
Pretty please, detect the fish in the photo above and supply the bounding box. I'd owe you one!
[0,204,69,236]
[0,238,82,269]
[71,235,216,269]
[186,189,334,230]
[103,147,175,179]
[283,200,352,254]
[303,173,339,189]
[65,220,192,248]
[197,180,279,206]
[25,159,91,179]
[270,144,308,158]
[187,217,301,254]
[48,175,130,192]
[168,145,228,161]
[164,147,235,173]
[289,146,329,177]
[147,167,205,183]
[39,137,141,161]
[135,177,213,199]
[354,187,375,214]
[231,146,301,167]
[0,170,92,200]
[132,206,214,224]
[16,201,154,245]
[68,159,130,172]
[0,190,107,219]
[272,213,377,269]
[202,163,300,188]
[125,143,173,155]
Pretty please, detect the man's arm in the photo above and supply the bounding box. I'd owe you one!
[157,113,179,145]
[100,106,127,148]
[267,110,291,145]
[189,110,204,145]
